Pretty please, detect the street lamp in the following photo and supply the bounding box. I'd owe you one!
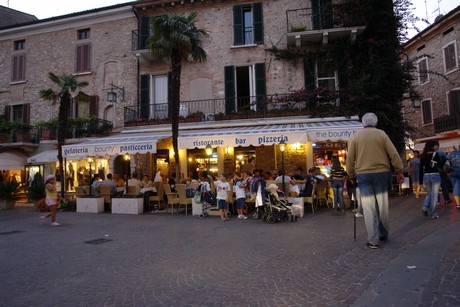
[123,153,130,192]
[279,140,286,196]
[87,156,94,196]
[205,144,213,174]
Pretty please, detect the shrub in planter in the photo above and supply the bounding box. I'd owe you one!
[0,179,20,209]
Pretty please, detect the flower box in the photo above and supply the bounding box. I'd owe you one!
[111,198,143,215]
[76,197,104,213]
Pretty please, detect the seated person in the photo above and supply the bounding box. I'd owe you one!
[275,171,299,196]
[127,172,142,194]
[300,167,322,197]
[99,173,117,194]
[90,174,101,197]
[113,173,125,187]
[140,174,153,188]
[291,167,307,195]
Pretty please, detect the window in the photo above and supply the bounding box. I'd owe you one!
[75,43,91,73]
[139,74,169,120]
[233,3,263,46]
[4,104,30,125]
[317,58,337,91]
[448,89,460,115]
[78,28,91,40]
[11,53,26,82]
[417,57,429,85]
[14,40,25,50]
[443,41,458,73]
[421,99,432,125]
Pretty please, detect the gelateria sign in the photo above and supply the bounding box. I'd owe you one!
[63,142,156,158]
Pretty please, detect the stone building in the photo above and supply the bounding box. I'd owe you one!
[402,5,460,151]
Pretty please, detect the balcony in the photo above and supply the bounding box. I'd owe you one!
[434,114,460,134]
[0,118,113,145]
[132,30,156,63]
[286,5,365,47]
[123,90,345,127]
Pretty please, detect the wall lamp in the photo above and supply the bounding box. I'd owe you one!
[107,82,125,102]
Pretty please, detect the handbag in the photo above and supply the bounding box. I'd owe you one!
[443,160,451,173]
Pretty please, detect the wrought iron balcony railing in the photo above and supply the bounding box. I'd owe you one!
[286,4,365,33]
[123,94,322,126]
[0,118,113,144]
[434,113,460,134]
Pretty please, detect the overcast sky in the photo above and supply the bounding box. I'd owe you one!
[1,0,458,39]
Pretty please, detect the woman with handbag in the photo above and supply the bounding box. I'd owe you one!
[447,146,460,210]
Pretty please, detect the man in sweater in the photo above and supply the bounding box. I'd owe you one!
[346,113,405,249]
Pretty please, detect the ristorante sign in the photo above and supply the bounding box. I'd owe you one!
[63,142,156,158]
[178,132,306,149]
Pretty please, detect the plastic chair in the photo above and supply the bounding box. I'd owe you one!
[176,184,192,215]
[163,183,180,214]
[303,182,317,214]
[127,185,140,197]
[148,182,164,211]
[75,186,88,197]
[315,181,330,208]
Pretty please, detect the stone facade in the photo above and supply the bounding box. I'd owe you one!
[0,5,138,130]
[402,7,460,141]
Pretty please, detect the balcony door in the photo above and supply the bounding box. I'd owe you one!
[224,63,266,114]
[140,74,169,120]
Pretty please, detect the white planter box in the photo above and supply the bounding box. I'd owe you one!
[111,198,143,215]
[76,197,104,213]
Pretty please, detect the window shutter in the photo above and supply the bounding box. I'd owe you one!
[422,100,432,124]
[255,63,266,110]
[76,45,82,72]
[253,3,264,44]
[22,103,30,125]
[4,105,11,122]
[448,90,460,114]
[304,55,316,90]
[76,44,91,72]
[140,74,150,119]
[89,95,99,117]
[139,16,150,50]
[12,54,25,81]
[337,56,348,90]
[224,66,235,113]
[233,5,244,45]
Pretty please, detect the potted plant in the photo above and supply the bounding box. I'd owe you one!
[34,118,58,140]
[0,179,21,210]
[28,173,46,210]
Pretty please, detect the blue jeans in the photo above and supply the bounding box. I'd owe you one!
[422,173,440,217]
[356,172,391,245]
[331,180,345,210]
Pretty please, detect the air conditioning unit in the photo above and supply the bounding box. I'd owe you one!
[206,114,215,122]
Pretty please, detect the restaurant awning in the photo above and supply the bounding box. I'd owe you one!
[62,133,170,159]
[178,120,362,149]
[27,150,58,164]
[0,152,27,170]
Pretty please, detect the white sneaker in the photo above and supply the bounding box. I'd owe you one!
[241,215,248,219]
[51,222,60,226]
[355,213,364,218]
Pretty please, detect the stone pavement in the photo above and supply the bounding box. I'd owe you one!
[0,194,459,307]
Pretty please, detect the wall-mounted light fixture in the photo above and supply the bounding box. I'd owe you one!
[107,82,125,102]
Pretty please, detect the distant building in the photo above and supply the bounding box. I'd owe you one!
[0,5,38,28]
[402,5,460,151]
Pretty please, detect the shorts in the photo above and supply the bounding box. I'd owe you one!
[45,196,57,206]
[217,199,228,210]
[236,198,245,210]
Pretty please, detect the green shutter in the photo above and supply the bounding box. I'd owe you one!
[337,56,348,90]
[224,66,235,113]
[233,5,244,45]
[253,3,264,44]
[89,96,99,117]
[304,55,316,90]
[140,74,150,119]
[139,16,150,50]
[255,63,266,110]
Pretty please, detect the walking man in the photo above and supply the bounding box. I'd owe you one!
[346,113,404,249]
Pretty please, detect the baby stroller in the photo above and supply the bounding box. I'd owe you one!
[254,185,296,223]
[196,183,218,218]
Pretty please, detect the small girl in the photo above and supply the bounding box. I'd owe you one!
[40,175,60,226]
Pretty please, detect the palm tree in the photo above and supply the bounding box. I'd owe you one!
[147,12,208,179]
[39,72,88,197]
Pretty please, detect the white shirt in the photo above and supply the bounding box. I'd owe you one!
[214,180,230,200]
[235,182,246,199]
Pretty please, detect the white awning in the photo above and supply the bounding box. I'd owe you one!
[178,120,362,149]
[62,133,170,159]
[414,138,460,152]
[27,150,58,164]
[0,152,27,170]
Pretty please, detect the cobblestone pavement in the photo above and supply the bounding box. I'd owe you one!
[0,194,459,307]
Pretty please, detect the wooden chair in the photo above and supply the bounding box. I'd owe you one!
[303,182,317,214]
[75,186,88,197]
[176,184,192,215]
[315,181,330,208]
[127,185,140,197]
[163,183,180,214]
[100,185,113,212]
[148,182,164,211]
